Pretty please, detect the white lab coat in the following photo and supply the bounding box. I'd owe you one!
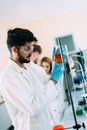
[0,59,58,130]
[48,74,65,126]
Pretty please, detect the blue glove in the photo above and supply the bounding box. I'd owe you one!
[50,62,64,83]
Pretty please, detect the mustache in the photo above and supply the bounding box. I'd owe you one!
[27,54,32,58]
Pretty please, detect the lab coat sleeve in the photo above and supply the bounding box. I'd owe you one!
[31,80,58,116]
[30,62,51,83]
[0,74,58,117]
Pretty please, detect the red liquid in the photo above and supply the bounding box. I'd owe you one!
[53,125,64,130]
[54,54,62,64]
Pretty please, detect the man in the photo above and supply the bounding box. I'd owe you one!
[0,28,64,130]
[30,43,42,64]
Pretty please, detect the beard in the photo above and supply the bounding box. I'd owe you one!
[18,51,31,64]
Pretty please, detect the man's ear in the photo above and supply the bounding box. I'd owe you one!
[12,46,18,53]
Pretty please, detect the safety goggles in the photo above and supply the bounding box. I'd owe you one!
[16,45,34,54]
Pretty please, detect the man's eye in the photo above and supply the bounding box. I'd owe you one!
[24,48,29,51]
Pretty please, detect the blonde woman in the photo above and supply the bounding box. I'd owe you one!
[40,56,52,75]
[40,56,66,126]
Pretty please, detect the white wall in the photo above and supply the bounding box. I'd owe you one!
[0,8,87,73]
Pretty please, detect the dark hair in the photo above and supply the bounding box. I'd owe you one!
[7,28,37,53]
[33,44,42,54]
[40,56,52,74]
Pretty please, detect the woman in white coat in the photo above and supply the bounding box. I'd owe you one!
[0,28,64,130]
[40,56,65,125]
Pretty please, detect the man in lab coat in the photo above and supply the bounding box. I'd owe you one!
[0,28,64,130]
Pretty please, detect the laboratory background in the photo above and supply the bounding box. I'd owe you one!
[1,0,87,130]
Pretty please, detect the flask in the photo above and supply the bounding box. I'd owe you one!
[52,45,62,64]
[54,47,62,64]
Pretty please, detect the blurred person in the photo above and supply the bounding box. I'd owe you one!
[0,28,64,130]
[40,56,52,75]
[40,56,65,125]
[30,43,42,64]
[40,56,58,125]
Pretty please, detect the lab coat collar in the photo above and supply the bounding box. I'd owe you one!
[8,58,31,73]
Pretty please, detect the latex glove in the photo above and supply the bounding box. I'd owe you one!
[50,62,64,83]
